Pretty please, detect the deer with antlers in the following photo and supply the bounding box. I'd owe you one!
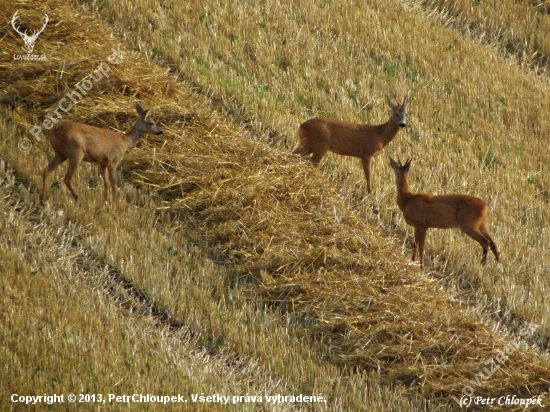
[11,11,49,54]
[389,157,500,267]
[42,104,163,204]
[293,93,408,193]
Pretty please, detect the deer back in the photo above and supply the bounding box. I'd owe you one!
[400,193,488,229]
[51,123,127,165]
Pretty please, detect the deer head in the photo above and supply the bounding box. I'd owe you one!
[11,11,49,54]
[386,91,409,128]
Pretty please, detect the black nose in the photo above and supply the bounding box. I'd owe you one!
[157,130,163,135]
[399,123,406,128]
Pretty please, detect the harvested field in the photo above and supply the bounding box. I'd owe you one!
[1,0,550,410]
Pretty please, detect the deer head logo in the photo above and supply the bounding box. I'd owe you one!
[11,11,49,54]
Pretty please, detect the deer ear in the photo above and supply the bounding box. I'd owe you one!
[136,103,144,117]
[386,95,396,110]
[389,157,398,170]
[402,93,409,107]
[404,157,412,171]
[136,104,149,118]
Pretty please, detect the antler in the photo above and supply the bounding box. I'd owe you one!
[11,11,27,37]
[390,91,410,106]
[394,157,413,168]
[403,91,410,106]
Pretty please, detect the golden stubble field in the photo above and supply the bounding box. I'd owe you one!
[93,0,550,333]
[1,0,549,410]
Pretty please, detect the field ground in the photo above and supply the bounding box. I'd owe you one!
[1,0,550,410]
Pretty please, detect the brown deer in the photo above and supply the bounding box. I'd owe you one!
[42,103,163,203]
[293,93,408,193]
[389,157,500,267]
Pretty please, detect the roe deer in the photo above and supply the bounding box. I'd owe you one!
[42,103,163,203]
[293,93,408,193]
[389,158,500,267]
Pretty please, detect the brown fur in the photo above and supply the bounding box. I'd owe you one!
[293,94,408,193]
[42,104,163,204]
[390,157,500,267]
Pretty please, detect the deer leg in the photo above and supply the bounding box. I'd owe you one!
[411,243,418,262]
[43,153,66,202]
[310,146,329,166]
[461,226,491,266]
[414,226,427,267]
[107,163,118,204]
[98,165,110,202]
[292,143,312,157]
[63,155,83,202]
[480,224,500,263]
[361,156,373,193]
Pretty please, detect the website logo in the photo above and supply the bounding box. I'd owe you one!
[11,11,48,60]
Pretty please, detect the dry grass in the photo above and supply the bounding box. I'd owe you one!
[1,2,425,410]
[403,0,550,74]
[0,165,279,412]
[2,0,550,410]
[87,0,550,341]
[2,152,426,412]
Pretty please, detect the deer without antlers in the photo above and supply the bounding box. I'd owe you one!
[42,103,163,204]
[11,11,49,54]
[389,158,500,267]
[293,93,408,193]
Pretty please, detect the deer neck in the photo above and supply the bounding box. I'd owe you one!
[395,175,411,209]
[124,123,143,150]
[377,118,401,147]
